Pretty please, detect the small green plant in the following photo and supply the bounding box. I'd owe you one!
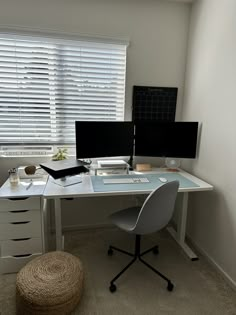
[52,148,68,161]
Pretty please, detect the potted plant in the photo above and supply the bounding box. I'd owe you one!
[52,148,68,161]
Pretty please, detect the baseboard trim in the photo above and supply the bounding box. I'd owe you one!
[186,234,236,290]
[62,223,113,232]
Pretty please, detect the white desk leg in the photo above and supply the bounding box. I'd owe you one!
[167,192,198,261]
[41,198,47,253]
[55,198,64,251]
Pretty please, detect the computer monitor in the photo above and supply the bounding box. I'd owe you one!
[75,121,134,159]
[135,121,198,158]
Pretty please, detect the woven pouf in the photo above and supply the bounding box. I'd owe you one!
[16,251,84,315]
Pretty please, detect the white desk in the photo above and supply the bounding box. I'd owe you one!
[43,169,213,260]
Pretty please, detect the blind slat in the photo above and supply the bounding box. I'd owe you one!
[0,34,127,144]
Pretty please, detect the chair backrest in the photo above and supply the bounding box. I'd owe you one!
[132,181,179,235]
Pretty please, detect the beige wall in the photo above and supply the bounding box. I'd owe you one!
[0,0,190,120]
[182,0,236,286]
[0,0,191,225]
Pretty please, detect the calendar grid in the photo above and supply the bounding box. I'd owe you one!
[132,86,177,122]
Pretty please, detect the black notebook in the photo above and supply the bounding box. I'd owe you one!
[40,159,89,179]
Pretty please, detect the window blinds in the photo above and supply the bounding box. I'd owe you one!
[0,34,127,145]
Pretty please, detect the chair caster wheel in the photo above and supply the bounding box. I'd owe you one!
[153,246,159,255]
[108,248,113,256]
[167,281,174,291]
[109,283,117,293]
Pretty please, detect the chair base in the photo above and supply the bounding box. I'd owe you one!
[108,235,174,293]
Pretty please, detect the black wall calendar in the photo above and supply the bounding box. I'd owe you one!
[132,86,178,122]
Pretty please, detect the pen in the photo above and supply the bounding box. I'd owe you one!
[26,181,33,190]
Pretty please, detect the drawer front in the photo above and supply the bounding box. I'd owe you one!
[0,209,40,223]
[1,238,42,257]
[0,221,41,240]
[0,197,41,212]
[0,253,41,274]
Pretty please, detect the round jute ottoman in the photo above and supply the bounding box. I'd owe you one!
[16,251,84,315]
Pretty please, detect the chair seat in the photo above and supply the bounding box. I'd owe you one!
[109,206,140,233]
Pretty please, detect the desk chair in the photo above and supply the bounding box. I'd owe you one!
[107,180,179,293]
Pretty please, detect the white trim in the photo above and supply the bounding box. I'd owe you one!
[187,234,236,290]
[62,223,112,232]
[0,25,129,47]
[49,223,112,234]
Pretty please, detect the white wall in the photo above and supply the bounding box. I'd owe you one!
[0,0,190,121]
[182,0,236,286]
[0,0,191,227]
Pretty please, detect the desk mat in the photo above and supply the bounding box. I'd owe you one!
[91,173,199,192]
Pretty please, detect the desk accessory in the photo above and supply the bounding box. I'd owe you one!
[52,176,83,187]
[40,159,89,180]
[8,168,19,186]
[136,164,151,172]
[158,177,168,183]
[18,166,46,179]
[40,159,89,187]
[94,160,129,176]
[25,165,36,175]
[97,160,128,168]
[26,180,33,190]
[165,158,181,171]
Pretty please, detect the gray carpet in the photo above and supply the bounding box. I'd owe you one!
[0,228,236,315]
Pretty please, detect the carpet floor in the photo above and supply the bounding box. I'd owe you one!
[0,228,236,315]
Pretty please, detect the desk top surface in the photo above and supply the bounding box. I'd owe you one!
[43,168,213,199]
[0,169,213,199]
[0,175,48,199]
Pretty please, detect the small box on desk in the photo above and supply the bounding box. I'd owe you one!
[93,160,129,176]
[136,164,152,172]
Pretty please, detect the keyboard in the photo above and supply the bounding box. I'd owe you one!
[103,177,149,184]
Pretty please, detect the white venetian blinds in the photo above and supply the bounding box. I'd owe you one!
[0,34,127,145]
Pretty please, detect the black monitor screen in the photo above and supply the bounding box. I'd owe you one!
[76,121,134,159]
[135,122,198,158]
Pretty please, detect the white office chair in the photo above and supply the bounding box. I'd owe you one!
[107,180,179,293]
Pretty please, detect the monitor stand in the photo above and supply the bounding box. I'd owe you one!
[127,155,133,171]
[52,175,82,187]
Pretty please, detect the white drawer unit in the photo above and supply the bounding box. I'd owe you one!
[0,193,45,274]
[1,238,42,257]
[0,209,41,224]
[0,197,41,211]
[0,220,41,240]
[0,253,41,274]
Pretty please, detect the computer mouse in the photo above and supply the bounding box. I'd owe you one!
[158,177,168,183]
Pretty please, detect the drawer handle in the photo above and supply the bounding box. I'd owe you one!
[11,238,31,241]
[10,221,30,225]
[13,254,32,258]
[10,210,29,213]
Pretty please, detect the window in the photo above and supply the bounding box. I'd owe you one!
[0,34,127,146]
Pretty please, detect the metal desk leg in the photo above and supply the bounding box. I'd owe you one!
[167,192,198,261]
[55,198,64,251]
